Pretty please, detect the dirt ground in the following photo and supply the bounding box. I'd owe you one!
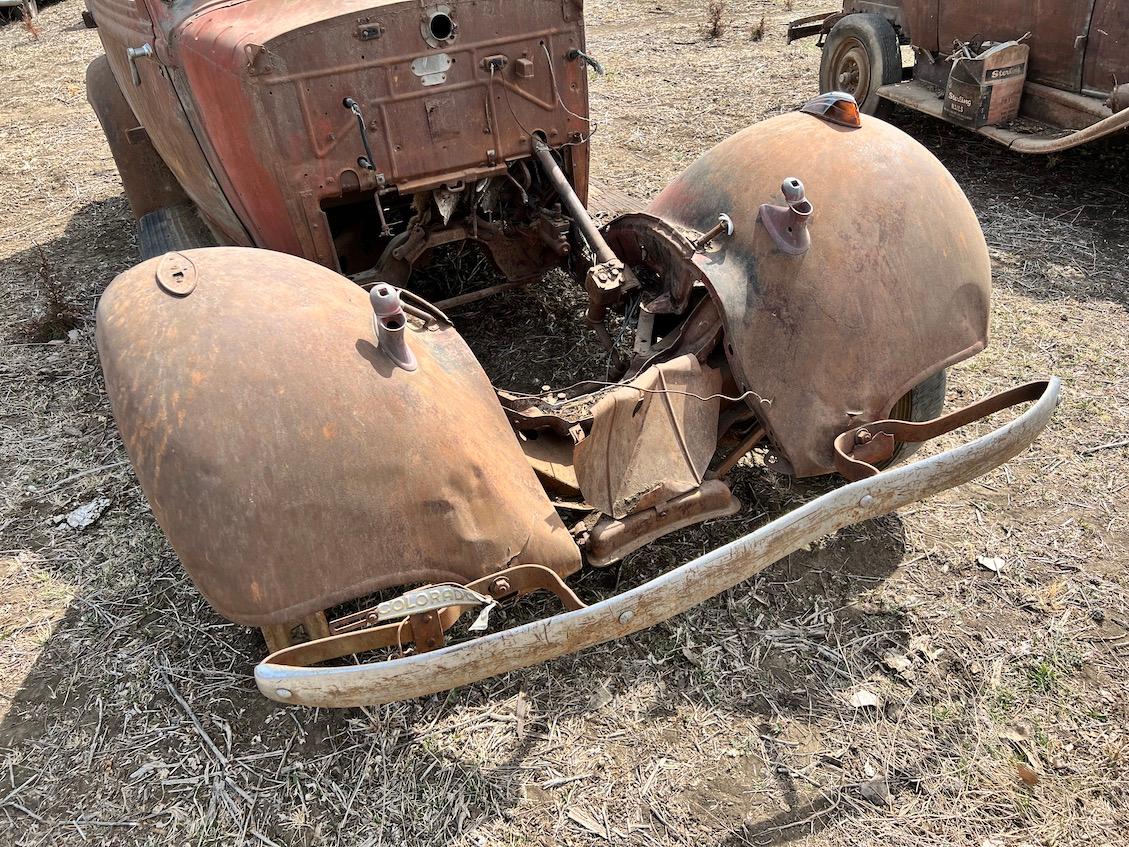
[1,1,1127,845]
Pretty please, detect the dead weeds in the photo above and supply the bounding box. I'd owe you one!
[0,1,1127,846]
[703,0,727,41]
[21,244,82,343]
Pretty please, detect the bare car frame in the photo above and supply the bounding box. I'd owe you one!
[790,0,1129,152]
[85,0,1059,707]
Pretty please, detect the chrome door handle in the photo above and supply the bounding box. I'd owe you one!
[126,43,154,86]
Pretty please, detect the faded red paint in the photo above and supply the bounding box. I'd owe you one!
[89,0,591,269]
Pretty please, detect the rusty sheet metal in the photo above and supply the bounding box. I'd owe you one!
[162,0,590,266]
[86,0,250,245]
[96,246,580,627]
[1084,0,1129,96]
[937,0,1092,92]
[518,431,585,500]
[586,479,740,567]
[648,111,990,478]
[574,355,721,519]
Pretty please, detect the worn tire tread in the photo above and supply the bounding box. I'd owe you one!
[138,204,217,261]
[889,368,948,465]
[819,13,901,119]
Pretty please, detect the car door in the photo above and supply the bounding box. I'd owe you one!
[938,0,1095,91]
[1082,0,1128,96]
[87,0,250,243]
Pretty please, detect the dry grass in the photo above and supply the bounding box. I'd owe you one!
[703,0,728,40]
[1,1,1127,846]
[22,244,81,343]
[750,14,767,41]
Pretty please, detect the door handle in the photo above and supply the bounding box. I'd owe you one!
[126,43,154,86]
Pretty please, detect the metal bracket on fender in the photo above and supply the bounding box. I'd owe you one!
[256,379,1060,708]
[833,380,1054,482]
[758,177,813,255]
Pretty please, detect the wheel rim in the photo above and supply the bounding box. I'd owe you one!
[829,37,871,103]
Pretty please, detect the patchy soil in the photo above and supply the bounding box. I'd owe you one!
[1,1,1127,846]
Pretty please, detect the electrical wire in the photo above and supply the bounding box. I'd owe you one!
[502,379,770,407]
[493,53,597,149]
[541,42,595,125]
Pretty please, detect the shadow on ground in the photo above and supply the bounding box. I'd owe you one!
[886,108,1129,308]
[0,429,909,844]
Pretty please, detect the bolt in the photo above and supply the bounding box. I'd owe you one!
[693,213,734,250]
[275,688,292,699]
[856,428,872,443]
[618,610,635,625]
[490,576,511,596]
[859,494,875,508]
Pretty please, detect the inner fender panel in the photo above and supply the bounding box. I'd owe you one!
[96,247,580,626]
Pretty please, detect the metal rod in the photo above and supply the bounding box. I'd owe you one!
[434,282,522,310]
[713,426,766,478]
[532,139,616,263]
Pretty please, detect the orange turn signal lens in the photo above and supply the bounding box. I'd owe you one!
[799,91,863,128]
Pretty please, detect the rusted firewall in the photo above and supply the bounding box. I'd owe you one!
[96,247,580,627]
[648,111,991,477]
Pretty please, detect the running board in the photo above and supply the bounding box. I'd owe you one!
[587,179,647,218]
[877,80,1129,154]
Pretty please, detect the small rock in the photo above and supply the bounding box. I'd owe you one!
[882,652,915,681]
[64,497,111,530]
[977,555,1005,573]
[587,680,613,710]
[860,776,892,807]
[909,634,944,661]
[848,689,882,709]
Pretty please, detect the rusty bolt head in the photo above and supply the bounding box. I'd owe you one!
[856,428,873,444]
[490,576,512,596]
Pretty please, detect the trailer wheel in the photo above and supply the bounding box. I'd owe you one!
[886,368,947,466]
[819,13,900,119]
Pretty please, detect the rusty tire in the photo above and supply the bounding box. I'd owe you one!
[886,368,947,466]
[819,14,900,119]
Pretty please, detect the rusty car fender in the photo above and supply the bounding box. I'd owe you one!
[646,111,992,477]
[96,247,581,628]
